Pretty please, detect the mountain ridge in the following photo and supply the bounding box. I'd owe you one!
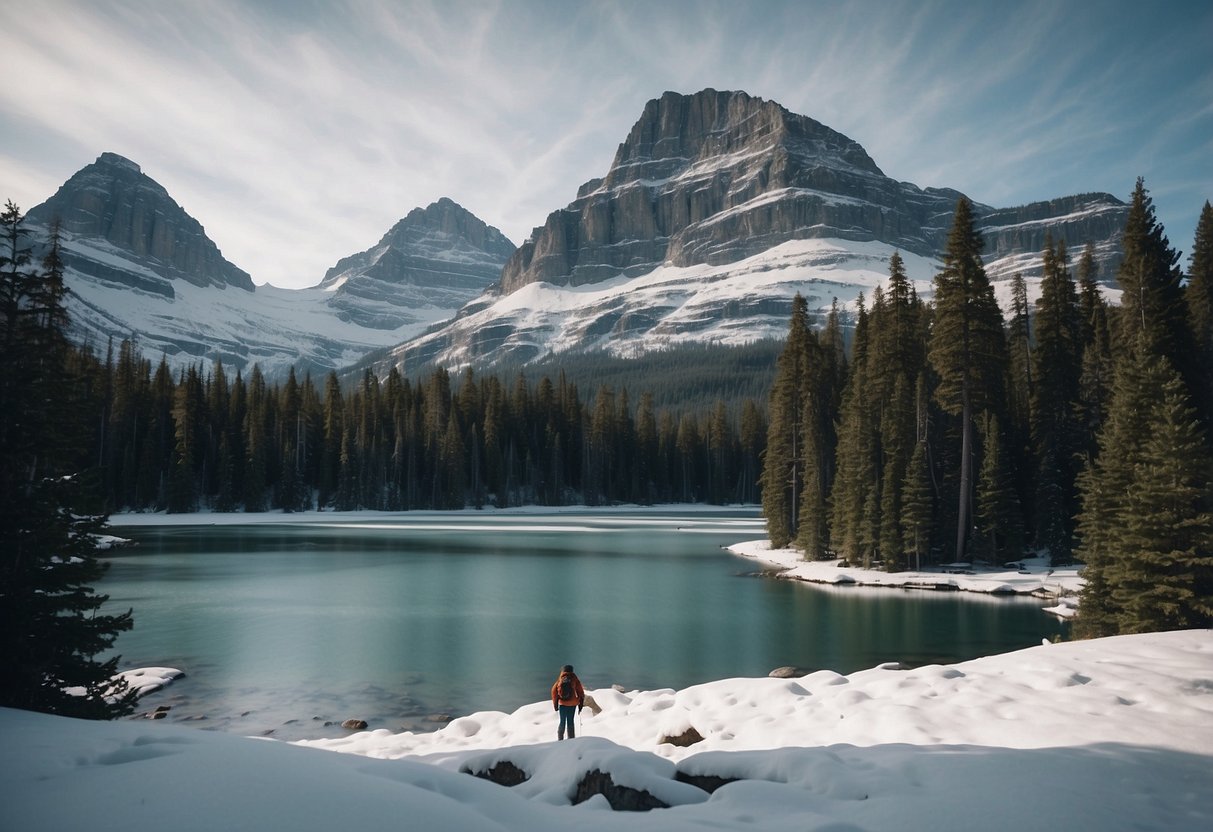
[21,89,1134,380]
[317,197,515,329]
[392,89,1128,371]
[22,157,512,378]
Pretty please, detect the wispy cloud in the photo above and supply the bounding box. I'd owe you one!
[1,0,1209,286]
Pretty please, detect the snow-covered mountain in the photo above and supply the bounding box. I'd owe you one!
[318,197,516,330]
[393,238,941,367]
[28,152,256,294]
[388,89,1128,371]
[24,154,513,378]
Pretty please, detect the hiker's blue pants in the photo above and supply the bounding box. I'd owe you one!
[558,704,576,738]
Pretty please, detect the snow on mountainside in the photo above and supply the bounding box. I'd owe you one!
[48,223,456,378]
[386,239,940,369]
[24,155,512,379]
[318,197,515,330]
[392,89,1129,371]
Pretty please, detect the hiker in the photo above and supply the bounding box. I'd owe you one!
[551,664,585,740]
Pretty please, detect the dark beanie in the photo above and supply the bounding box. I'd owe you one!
[562,664,574,672]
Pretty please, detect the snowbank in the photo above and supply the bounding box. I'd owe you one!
[5,631,1210,831]
[729,538,1084,598]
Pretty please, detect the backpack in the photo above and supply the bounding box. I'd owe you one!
[558,674,574,701]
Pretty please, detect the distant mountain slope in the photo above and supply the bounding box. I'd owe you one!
[318,197,515,329]
[388,89,1129,371]
[387,238,940,370]
[24,155,512,378]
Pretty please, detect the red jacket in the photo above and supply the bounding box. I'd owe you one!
[551,671,585,707]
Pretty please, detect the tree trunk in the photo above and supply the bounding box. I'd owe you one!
[956,386,972,561]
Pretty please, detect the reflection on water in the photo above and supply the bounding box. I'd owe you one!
[101,510,1066,740]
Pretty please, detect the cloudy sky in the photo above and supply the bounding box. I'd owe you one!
[2,0,1209,289]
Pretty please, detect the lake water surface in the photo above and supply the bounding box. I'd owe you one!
[102,509,1067,740]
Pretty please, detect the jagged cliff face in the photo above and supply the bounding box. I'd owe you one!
[498,90,1126,297]
[405,89,1129,370]
[27,152,254,292]
[979,193,1127,282]
[319,198,515,329]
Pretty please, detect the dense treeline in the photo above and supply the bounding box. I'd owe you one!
[761,183,1213,637]
[68,346,769,514]
[484,339,782,414]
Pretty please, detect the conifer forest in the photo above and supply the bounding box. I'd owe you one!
[761,183,1213,637]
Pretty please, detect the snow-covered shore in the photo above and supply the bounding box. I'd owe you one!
[4,631,1211,831]
[729,538,1082,613]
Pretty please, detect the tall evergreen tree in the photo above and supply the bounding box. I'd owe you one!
[1115,179,1194,390]
[1074,342,1174,637]
[0,202,136,718]
[830,295,879,565]
[927,197,1009,560]
[1076,243,1114,463]
[737,399,765,505]
[1109,372,1213,632]
[1031,236,1083,559]
[1006,272,1033,433]
[762,295,812,548]
[243,366,269,512]
[901,434,933,571]
[974,411,1022,561]
[1186,201,1213,417]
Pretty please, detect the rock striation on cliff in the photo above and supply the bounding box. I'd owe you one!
[319,197,515,329]
[498,89,1126,298]
[396,89,1129,370]
[27,152,254,293]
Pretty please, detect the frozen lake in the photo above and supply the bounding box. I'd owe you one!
[101,509,1067,739]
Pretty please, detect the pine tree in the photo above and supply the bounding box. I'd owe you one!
[1074,342,1174,637]
[1115,179,1194,388]
[1109,373,1213,632]
[675,413,702,503]
[830,294,879,565]
[433,408,463,509]
[706,399,731,505]
[318,372,343,508]
[1030,236,1083,560]
[762,295,811,548]
[794,299,844,559]
[1006,272,1033,432]
[1186,201,1213,417]
[974,412,1023,561]
[0,202,136,718]
[243,366,268,512]
[1076,243,1114,464]
[901,435,933,571]
[928,197,1010,560]
[877,373,915,570]
[167,365,203,512]
[737,399,765,505]
[635,392,659,504]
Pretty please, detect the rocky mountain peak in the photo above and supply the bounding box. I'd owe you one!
[317,198,515,330]
[498,88,915,295]
[602,89,883,191]
[375,197,516,262]
[27,152,253,292]
[408,89,1130,370]
[496,88,1126,299]
[95,151,142,175]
